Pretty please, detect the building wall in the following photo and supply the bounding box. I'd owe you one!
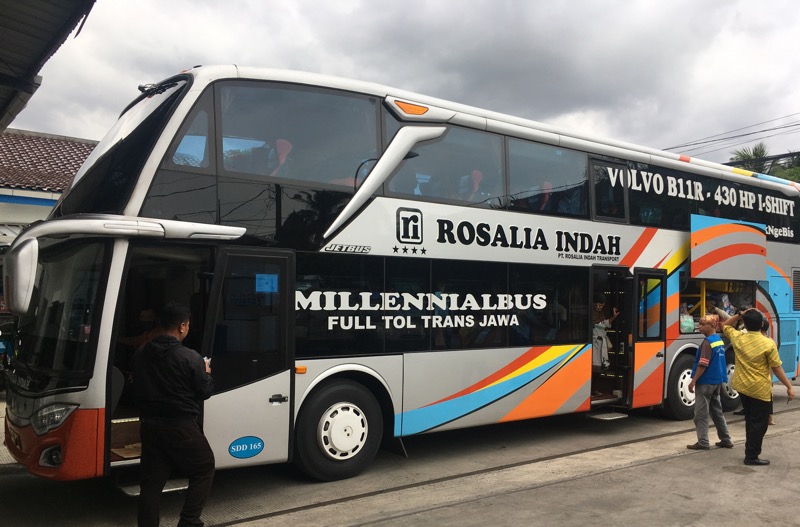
[0,187,59,225]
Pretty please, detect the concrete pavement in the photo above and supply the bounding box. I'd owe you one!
[2,387,798,527]
[234,402,800,526]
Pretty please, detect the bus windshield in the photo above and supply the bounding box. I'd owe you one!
[10,240,107,393]
[51,77,189,218]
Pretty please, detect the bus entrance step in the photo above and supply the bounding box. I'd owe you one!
[586,411,629,421]
[118,478,189,497]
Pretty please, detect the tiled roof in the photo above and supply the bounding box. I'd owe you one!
[0,128,97,192]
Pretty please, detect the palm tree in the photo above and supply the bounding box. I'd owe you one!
[729,142,772,174]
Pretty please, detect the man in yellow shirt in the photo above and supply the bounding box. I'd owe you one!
[723,309,795,466]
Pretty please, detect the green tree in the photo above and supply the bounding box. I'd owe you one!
[772,165,800,182]
[767,150,800,182]
[729,142,772,174]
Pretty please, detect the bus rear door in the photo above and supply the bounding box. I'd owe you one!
[201,247,295,469]
[631,269,667,408]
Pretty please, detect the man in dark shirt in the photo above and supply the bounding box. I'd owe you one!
[131,302,215,527]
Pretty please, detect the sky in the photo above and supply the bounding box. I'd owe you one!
[12,0,800,164]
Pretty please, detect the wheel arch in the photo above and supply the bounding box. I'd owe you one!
[295,365,397,437]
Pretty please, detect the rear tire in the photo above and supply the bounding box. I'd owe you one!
[663,353,695,420]
[720,360,740,412]
[294,380,383,481]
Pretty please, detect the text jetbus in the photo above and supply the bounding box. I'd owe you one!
[3,65,799,482]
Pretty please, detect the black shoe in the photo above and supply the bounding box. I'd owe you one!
[715,440,734,449]
[687,442,710,450]
[744,458,770,466]
[733,409,745,415]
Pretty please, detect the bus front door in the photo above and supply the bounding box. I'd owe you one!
[590,267,631,402]
[201,248,295,469]
[630,269,667,409]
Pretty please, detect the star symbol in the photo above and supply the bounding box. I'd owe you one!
[421,247,427,255]
[393,246,399,253]
[412,247,418,254]
[402,247,409,254]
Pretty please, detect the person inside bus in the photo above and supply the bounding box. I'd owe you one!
[592,293,618,370]
[512,299,566,344]
[118,308,159,350]
[458,169,484,201]
[526,181,554,212]
[556,182,586,216]
[131,302,215,527]
[115,308,160,406]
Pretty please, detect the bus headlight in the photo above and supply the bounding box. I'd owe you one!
[31,403,79,435]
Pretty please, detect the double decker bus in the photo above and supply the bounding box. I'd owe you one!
[3,65,799,482]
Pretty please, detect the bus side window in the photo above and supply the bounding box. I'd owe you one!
[508,138,589,218]
[388,167,421,196]
[391,126,501,206]
[591,160,627,221]
[166,88,214,172]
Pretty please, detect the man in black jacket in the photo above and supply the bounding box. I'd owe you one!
[131,302,215,527]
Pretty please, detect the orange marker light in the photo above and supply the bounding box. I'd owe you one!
[395,100,429,115]
[295,365,307,374]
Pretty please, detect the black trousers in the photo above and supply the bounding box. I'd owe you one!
[740,394,771,461]
[138,419,215,527]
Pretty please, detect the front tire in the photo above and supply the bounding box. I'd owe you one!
[294,380,383,481]
[663,353,695,420]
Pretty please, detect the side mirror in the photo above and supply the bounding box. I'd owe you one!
[4,238,38,315]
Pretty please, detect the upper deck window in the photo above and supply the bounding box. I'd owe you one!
[627,162,799,241]
[591,160,628,222]
[386,126,503,208]
[216,82,379,188]
[170,101,213,170]
[145,82,380,235]
[507,139,588,218]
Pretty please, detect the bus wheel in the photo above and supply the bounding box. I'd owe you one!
[720,361,740,412]
[294,380,383,481]
[663,353,695,420]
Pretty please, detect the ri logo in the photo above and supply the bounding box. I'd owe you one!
[396,208,423,244]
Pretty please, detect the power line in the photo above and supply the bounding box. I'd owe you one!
[687,127,800,158]
[665,120,800,151]
[663,112,800,150]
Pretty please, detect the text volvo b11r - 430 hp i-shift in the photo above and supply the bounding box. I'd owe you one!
[4,65,799,482]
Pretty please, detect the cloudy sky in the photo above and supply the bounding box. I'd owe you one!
[12,0,800,164]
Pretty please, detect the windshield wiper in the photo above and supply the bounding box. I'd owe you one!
[137,81,178,96]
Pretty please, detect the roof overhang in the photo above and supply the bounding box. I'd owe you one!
[0,0,95,132]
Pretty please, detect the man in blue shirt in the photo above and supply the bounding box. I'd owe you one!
[687,315,733,450]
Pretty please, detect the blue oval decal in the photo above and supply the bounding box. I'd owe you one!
[228,436,264,459]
